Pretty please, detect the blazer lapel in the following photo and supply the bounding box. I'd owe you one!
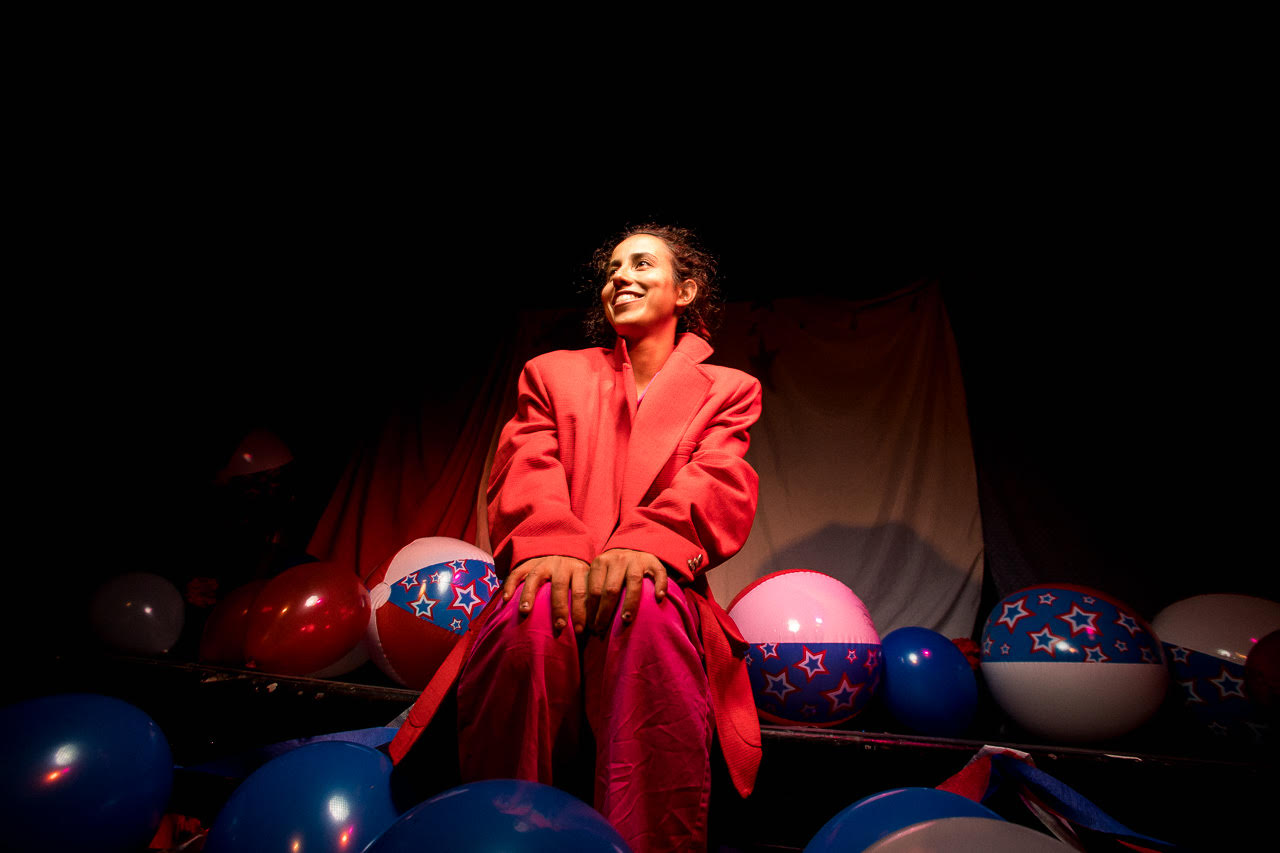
[620,342,713,509]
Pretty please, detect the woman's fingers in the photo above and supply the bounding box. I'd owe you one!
[585,558,605,630]
[513,551,669,634]
[589,549,669,633]
[571,564,589,634]
[592,558,626,634]
[618,553,667,623]
[508,556,588,636]
[650,559,669,602]
[549,566,572,634]
[618,560,646,625]
[518,563,548,615]
[502,563,531,602]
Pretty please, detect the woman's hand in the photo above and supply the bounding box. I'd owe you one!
[502,555,590,635]
[586,548,670,633]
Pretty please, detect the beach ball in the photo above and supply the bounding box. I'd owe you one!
[728,570,882,726]
[364,537,499,689]
[805,787,1003,853]
[0,693,173,853]
[204,742,399,853]
[1152,594,1280,744]
[980,584,1167,742]
[90,572,186,655]
[364,779,629,852]
[880,627,978,737]
[244,561,371,676]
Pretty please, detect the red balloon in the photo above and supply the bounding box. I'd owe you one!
[1245,630,1280,712]
[951,637,981,671]
[244,562,370,675]
[198,580,268,665]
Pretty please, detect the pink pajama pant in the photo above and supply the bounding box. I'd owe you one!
[456,579,714,853]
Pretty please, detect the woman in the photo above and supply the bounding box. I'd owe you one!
[391,224,762,852]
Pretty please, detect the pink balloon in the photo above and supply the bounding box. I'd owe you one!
[728,569,880,644]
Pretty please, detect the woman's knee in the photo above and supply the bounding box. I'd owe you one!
[466,582,577,672]
[607,580,702,663]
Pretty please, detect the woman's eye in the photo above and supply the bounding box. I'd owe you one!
[636,259,650,268]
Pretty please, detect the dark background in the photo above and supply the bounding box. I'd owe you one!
[21,168,1274,655]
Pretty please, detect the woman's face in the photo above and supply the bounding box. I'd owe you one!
[601,234,697,342]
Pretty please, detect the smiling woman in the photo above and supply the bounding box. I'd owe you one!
[585,222,723,346]
[390,222,763,853]
[602,234,695,345]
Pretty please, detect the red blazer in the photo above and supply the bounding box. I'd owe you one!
[392,333,763,796]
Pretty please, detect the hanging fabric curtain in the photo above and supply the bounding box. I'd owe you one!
[305,334,517,581]
[707,282,984,639]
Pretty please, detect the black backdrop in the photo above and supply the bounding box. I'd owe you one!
[24,188,1274,657]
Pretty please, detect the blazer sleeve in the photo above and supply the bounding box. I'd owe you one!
[486,359,596,574]
[605,374,762,583]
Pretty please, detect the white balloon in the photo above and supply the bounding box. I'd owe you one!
[90,572,185,654]
[864,817,1071,852]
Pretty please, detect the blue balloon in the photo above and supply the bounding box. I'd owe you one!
[805,787,1002,852]
[364,779,630,853]
[0,693,173,853]
[879,627,978,737]
[204,741,400,853]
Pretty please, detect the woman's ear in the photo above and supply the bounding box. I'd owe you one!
[676,279,698,310]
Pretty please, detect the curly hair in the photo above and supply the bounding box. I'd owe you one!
[583,223,723,345]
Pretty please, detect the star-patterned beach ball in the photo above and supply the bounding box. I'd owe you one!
[363,537,499,689]
[728,569,883,727]
[980,584,1167,743]
[1151,594,1280,746]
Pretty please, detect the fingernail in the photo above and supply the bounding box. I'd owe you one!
[554,618,566,630]
[621,611,631,621]
[521,602,530,611]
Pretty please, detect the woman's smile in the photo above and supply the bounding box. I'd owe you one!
[602,233,696,341]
